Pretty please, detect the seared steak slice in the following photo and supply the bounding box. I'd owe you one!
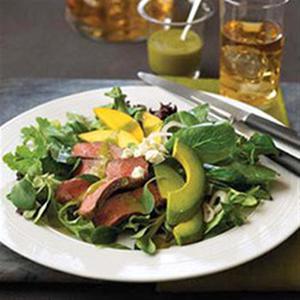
[78,177,129,219]
[55,178,91,204]
[72,142,122,160]
[105,157,149,179]
[93,183,164,226]
[78,157,149,219]
[72,142,103,159]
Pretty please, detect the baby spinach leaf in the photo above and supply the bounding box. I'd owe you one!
[77,174,100,184]
[134,213,165,255]
[97,243,131,250]
[140,178,157,214]
[165,111,198,127]
[122,215,150,232]
[7,177,36,210]
[190,104,209,123]
[206,162,277,187]
[167,121,237,164]
[205,210,225,234]
[41,156,74,180]
[91,226,119,245]
[136,237,157,255]
[236,133,278,164]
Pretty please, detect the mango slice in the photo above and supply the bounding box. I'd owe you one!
[79,129,139,148]
[117,131,139,148]
[142,112,163,136]
[79,129,118,143]
[94,108,144,142]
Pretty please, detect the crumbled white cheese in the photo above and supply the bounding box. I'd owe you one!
[131,166,146,179]
[145,149,165,164]
[132,132,168,164]
[121,147,134,159]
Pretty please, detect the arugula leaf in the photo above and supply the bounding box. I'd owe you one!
[66,112,102,133]
[91,226,119,245]
[3,152,43,176]
[48,143,75,165]
[166,121,237,164]
[7,177,36,210]
[36,117,78,147]
[21,125,48,158]
[105,87,129,114]
[58,202,95,242]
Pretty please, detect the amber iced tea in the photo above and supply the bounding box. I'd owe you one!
[66,0,173,42]
[220,20,284,109]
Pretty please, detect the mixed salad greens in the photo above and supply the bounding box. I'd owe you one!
[3,87,279,254]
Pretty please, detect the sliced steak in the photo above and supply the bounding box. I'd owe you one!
[72,142,103,159]
[93,183,164,226]
[109,144,123,160]
[55,178,91,204]
[78,157,149,219]
[72,142,122,160]
[78,177,130,219]
[75,159,98,176]
[105,157,149,179]
[75,159,107,177]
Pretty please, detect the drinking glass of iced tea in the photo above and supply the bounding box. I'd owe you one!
[219,0,289,109]
[65,0,172,42]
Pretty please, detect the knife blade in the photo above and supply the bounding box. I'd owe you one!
[138,72,300,150]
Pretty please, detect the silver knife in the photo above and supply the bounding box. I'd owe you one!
[138,72,300,176]
[138,72,300,150]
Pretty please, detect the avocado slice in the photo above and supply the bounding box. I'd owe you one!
[154,161,184,199]
[167,140,205,226]
[173,211,204,245]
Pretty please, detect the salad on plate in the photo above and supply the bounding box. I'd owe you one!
[2,87,279,254]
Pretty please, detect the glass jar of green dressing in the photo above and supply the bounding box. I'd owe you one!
[138,0,214,77]
[148,28,203,76]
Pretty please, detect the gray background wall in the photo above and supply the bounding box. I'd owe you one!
[0,0,299,81]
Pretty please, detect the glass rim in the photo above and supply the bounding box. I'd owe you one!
[224,0,290,9]
[137,0,214,26]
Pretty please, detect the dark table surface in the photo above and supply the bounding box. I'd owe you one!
[1,0,300,299]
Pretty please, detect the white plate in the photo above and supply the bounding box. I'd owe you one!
[0,86,299,282]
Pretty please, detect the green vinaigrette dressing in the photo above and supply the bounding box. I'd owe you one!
[147,29,203,76]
